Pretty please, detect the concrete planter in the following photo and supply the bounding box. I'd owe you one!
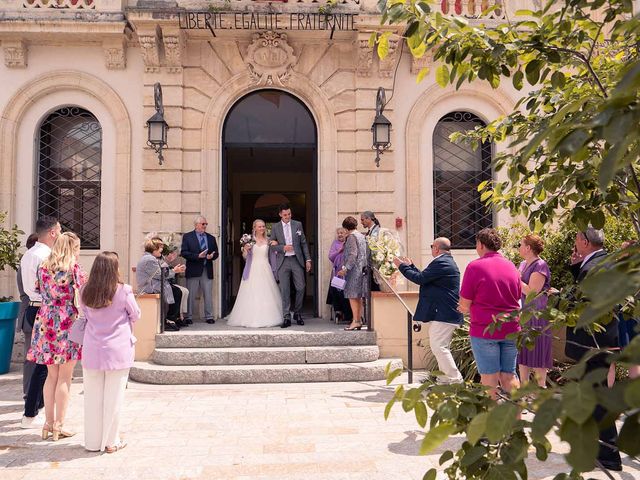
[0,301,20,374]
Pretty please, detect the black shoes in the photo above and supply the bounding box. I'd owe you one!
[206,319,215,324]
[164,320,180,331]
[598,461,622,471]
[281,315,292,328]
[185,318,193,325]
[294,313,304,326]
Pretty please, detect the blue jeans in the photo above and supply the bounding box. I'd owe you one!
[470,337,518,375]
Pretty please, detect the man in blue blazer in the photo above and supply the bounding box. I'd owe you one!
[181,215,219,324]
[394,237,463,384]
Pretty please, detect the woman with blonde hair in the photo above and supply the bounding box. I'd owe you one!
[27,231,84,441]
[81,251,140,453]
[227,219,283,328]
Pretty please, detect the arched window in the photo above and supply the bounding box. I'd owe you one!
[433,111,492,249]
[37,107,102,249]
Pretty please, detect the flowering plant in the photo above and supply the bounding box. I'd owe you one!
[367,228,402,278]
[239,233,255,247]
[160,233,180,256]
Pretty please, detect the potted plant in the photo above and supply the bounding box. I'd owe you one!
[0,211,23,374]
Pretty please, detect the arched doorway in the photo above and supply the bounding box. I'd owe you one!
[221,90,318,317]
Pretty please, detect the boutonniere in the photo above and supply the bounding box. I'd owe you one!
[296,230,302,236]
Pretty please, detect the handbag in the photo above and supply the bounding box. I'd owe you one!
[331,275,346,291]
[69,268,86,345]
[68,316,87,346]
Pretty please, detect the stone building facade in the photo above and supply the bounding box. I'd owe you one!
[0,0,528,318]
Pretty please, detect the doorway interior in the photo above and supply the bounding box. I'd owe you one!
[221,90,318,317]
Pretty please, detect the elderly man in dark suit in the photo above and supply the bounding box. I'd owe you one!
[181,215,219,324]
[394,237,463,384]
[566,227,621,471]
[269,203,311,328]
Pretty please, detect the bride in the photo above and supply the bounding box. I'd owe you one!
[227,219,283,328]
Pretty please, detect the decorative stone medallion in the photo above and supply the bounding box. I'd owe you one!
[246,31,297,86]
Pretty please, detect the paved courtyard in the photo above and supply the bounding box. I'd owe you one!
[1,365,638,480]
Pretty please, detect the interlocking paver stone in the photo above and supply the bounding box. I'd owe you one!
[1,365,638,479]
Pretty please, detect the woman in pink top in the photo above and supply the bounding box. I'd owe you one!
[80,252,140,453]
[458,228,522,398]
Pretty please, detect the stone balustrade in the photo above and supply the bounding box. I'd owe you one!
[439,0,505,19]
[23,0,95,8]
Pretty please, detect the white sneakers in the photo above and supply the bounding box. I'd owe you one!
[20,410,45,429]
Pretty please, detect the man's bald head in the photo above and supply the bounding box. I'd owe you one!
[434,237,451,251]
[431,237,451,257]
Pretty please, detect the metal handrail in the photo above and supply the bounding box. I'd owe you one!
[159,266,165,334]
[371,268,417,384]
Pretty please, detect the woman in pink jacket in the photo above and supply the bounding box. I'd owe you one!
[80,252,140,453]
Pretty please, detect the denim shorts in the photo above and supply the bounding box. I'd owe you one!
[469,337,518,375]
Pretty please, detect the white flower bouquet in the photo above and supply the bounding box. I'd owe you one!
[367,228,403,289]
[239,233,255,247]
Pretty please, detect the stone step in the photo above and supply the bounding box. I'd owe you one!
[129,358,404,384]
[155,330,377,349]
[152,345,380,366]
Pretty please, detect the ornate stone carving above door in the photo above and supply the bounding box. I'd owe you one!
[245,31,297,86]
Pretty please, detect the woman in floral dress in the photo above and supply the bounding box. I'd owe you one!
[27,232,84,441]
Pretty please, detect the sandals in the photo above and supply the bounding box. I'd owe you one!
[105,441,127,454]
[52,422,75,441]
[41,422,53,440]
[344,322,363,331]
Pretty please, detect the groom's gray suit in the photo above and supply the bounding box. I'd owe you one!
[269,220,311,317]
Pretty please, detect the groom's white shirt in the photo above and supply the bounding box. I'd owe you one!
[282,220,295,256]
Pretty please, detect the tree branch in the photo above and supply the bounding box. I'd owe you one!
[587,22,605,64]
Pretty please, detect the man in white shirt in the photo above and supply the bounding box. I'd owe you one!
[20,217,60,428]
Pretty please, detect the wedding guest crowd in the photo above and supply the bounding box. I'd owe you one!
[15,216,140,454]
[12,211,637,469]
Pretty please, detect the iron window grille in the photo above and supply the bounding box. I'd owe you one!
[37,107,102,249]
[433,111,493,249]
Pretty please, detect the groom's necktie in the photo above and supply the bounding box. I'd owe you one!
[284,222,295,257]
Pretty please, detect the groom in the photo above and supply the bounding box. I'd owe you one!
[269,203,311,328]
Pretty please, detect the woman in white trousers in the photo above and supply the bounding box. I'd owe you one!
[80,252,141,453]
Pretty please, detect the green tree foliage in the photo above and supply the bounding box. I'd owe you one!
[376,0,640,477]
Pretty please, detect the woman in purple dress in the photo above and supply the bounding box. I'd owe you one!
[326,228,353,323]
[517,234,552,387]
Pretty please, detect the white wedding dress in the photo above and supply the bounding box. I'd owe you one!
[227,243,283,328]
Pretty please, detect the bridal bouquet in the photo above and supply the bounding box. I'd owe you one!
[239,233,255,247]
[367,228,402,278]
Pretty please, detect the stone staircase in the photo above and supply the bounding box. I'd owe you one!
[129,322,403,384]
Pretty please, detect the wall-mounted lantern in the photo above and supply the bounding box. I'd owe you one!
[146,82,169,165]
[371,87,391,168]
